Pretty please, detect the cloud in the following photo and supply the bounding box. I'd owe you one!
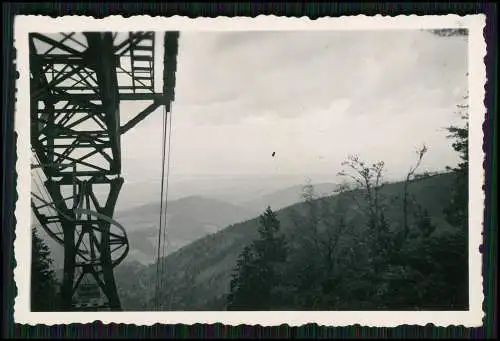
[171,30,467,126]
[118,29,468,207]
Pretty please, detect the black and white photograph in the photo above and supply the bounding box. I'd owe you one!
[14,15,486,326]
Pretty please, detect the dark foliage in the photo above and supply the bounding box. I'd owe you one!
[444,99,469,229]
[222,100,469,311]
[31,227,60,311]
[116,98,470,312]
[442,99,469,308]
[226,207,288,310]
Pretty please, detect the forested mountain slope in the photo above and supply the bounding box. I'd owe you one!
[113,196,257,264]
[116,171,466,311]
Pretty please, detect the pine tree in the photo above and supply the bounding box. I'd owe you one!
[226,206,288,310]
[444,100,469,230]
[441,99,469,309]
[226,245,257,310]
[254,206,287,265]
[31,227,59,311]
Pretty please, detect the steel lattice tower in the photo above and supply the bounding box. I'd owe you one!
[30,31,179,311]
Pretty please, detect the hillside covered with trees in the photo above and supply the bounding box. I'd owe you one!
[114,101,469,311]
[31,100,469,312]
[222,92,469,311]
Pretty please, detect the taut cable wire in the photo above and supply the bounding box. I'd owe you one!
[154,105,168,311]
[160,104,174,308]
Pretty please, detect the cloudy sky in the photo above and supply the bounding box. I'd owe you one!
[116,29,468,209]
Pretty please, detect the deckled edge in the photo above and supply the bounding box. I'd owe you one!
[12,13,487,328]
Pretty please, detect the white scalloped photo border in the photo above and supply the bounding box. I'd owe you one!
[13,14,487,327]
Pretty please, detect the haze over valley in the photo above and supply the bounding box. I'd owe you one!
[36,179,340,268]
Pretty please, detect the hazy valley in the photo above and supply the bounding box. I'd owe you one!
[37,181,339,268]
[113,172,466,311]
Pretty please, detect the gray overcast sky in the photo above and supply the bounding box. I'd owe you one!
[116,30,468,209]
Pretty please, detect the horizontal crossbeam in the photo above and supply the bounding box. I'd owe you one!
[30,31,179,312]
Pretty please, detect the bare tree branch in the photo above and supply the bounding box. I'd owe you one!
[402,144,428,239]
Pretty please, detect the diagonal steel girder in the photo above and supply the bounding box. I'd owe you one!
[30,31,179,311]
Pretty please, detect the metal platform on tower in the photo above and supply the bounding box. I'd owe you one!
[29,31,179,311]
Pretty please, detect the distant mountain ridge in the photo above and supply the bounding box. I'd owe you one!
[115,195,256,229]
[114,172,459,311]
[38,181,339,271]
[35,195,257,269]
[115,195,258,265]
[115,184,338,265]
[242,182,338,212]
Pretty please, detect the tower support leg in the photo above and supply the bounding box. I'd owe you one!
[45,177,125,311]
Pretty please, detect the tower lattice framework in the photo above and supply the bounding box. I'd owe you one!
[30,31,179,311]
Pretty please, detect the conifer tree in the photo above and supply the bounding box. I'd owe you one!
[31,227,59,311]
[444,97,469,230]
[441,97,469,308]
[226,206,287,310]
[226,245,258,310]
